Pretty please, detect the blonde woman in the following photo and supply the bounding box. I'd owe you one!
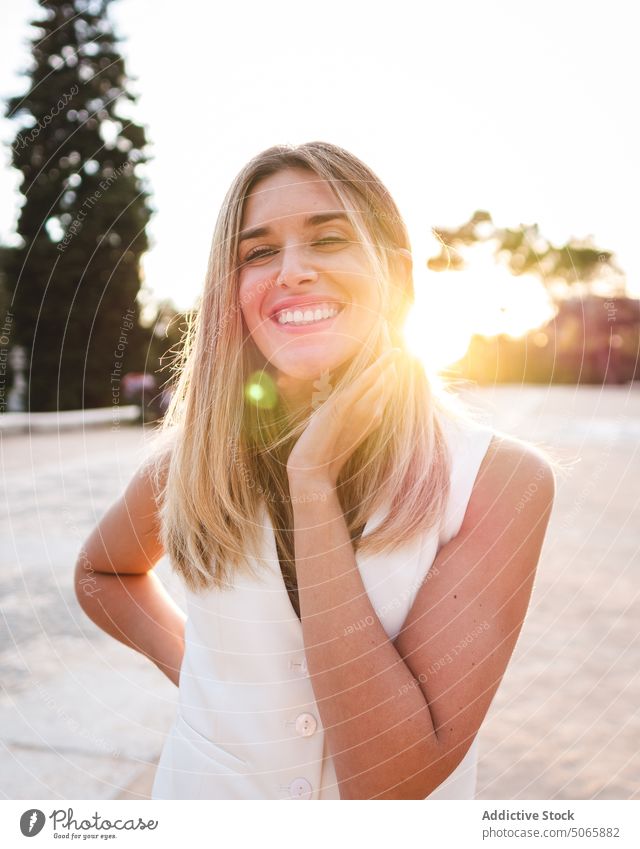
[75,141,556,800]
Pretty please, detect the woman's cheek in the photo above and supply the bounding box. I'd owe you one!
[239,272,274,328]
[238,279,259,330]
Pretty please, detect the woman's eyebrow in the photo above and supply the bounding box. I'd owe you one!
[238,212,351,244]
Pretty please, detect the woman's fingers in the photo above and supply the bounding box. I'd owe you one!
[364,362,396,420]
[342,360,396,441]
[357,350,400,399]
[319,348,401,437]
[337,348,401,406]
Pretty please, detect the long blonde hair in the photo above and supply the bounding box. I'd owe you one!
[146,141,502,594]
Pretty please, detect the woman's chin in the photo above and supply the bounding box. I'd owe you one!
[275,368,325,387]
[274,355,349,384]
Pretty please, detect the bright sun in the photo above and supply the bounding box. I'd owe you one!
[402,244,557,373]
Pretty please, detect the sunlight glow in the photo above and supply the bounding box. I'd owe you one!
[403,245,557,372]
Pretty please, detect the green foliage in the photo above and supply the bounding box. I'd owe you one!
[428,210,621,294]
[5,0,153,411]
[0,248,13,319]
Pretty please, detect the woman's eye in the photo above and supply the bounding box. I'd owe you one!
[312,237,349,248]
[242,237,348,264]
[243,246,278,263]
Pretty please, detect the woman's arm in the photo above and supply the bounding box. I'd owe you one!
[74,455,186,686]
[289,436,555,799]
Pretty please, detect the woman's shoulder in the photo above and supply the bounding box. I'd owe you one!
[434,400,554,548]
[434,392,559,472]
[140,425,182,498]
[473,430,557,507]
[436,404,556,540]
[435,403,495,462]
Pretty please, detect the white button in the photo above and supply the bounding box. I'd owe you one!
[295,712,317,737]
[289,777,312,799]
[290,657,308,675]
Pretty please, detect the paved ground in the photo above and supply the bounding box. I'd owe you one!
[0,385,638,800]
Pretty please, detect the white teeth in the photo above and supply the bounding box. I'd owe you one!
[276,303,342,326]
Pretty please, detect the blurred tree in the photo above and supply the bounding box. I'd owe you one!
[141,297,193,395]
[449,295,639,385]
[5,0,153,411]
[0,246,15,411]
[428,210,625,299]
[0,247,13,320]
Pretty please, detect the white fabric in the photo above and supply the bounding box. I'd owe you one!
[151,413,495,799]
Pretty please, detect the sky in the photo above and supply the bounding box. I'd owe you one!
[1,0,638,364]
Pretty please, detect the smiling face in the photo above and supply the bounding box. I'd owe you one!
[237,167,384,397]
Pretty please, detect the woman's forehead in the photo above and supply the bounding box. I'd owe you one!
[241,168,351,227]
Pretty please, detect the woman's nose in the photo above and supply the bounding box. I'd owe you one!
[276,243,319,287]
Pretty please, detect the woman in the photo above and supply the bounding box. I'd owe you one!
[75,141,556,800]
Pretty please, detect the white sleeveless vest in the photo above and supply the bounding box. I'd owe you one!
[151,413,495,800]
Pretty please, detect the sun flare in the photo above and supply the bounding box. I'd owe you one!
[402,251,557,373]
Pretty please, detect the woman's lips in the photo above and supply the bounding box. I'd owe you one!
[268,305,345,334]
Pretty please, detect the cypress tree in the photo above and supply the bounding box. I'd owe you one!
[5,0,153,411]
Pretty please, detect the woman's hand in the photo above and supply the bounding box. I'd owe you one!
[286,347,402,489]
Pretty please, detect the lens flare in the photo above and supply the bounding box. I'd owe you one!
[244,371,279,410]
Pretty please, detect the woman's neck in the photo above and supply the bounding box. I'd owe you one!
[276,372,315,418]
[275,359,351,418]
